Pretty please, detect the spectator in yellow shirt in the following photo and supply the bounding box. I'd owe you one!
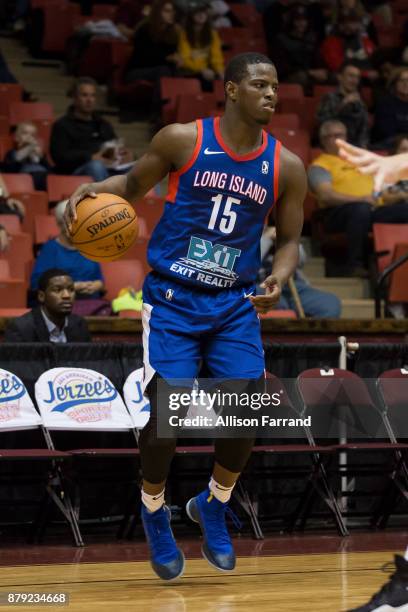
[178,3,224,90]
[308,120,408,276]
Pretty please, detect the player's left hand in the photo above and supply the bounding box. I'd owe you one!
[249,275,282,314]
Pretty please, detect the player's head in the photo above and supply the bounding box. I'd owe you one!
[38,268,75,318]
[338,61,361,93]
[224,53,278,126]
[319,120,347,154]
[69,77,98,115]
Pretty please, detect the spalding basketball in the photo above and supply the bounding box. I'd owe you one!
[69,193,138,262]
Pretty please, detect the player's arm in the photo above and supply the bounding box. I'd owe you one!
[336,139,408,192]
[250,149,306,314]
[63,123,194,230]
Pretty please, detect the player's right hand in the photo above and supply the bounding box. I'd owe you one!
[64,184,97,233]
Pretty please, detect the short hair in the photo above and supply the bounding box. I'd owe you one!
[339,60,361,73]
[319,119,347,141]
[224,53,275,85]
[54,199,68,225]
[38,268,72,292]
[68,76,97,98]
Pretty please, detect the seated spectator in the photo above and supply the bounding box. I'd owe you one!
[373,67,408,149]
[3,121,51,191]
[50,77,133,181]
[320,10,377,79]
[124,0,180,85]
[308,120,408,276]
[258,226,341,317]
[4,268,91,343]
[31,200,105,300]
[178,2,224,90]
[0,174,25,220]
[272,4,327,93]
[316,61,369,146]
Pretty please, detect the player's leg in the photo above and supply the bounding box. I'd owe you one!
[140,275,202,580]
[186,291,264,571]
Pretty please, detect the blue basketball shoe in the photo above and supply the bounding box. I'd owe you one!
[141,504,185,580]
[186,489,236,571]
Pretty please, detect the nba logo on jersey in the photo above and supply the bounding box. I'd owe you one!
[166,289,174,301]
[262,161,269,175]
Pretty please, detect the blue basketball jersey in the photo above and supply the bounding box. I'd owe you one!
[147,116,281,291]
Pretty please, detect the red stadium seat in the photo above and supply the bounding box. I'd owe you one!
[259,309,297,318]
[108,42,154,109]
[0,215,21,234]
[92,4,117,19]
[0,260,10,279]
[278,84,304,99]
[78,37,126,82]
[269,113,300,130]
[0,134,14,162]
[40,2,81,54]
[176,93,218,123]
[34,214,59,245]
[0,279,27,307]
[11,191,49,236]
[101,259,145,300]
[313,84,336,99]
[2,173,34,193]
[0,307,30,316]
[0,84,23,116]
[373,223,408,273]
[0,115,10,136]
[122,242,150,275]
[46,175,92,202]
[8,102,54,126]
[160,77,201,124]
[387,243,408,304]
[267,127,310,165]
[229,4,264,36]
[0,233,33,279]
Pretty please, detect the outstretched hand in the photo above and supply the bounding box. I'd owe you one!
[63,184,97,234]
[249,275,282,314]
[336,139,399,192]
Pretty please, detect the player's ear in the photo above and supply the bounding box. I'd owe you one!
[225,81,238,102]
[38,289,45,305]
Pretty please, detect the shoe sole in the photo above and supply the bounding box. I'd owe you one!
[186,497,235,573]
[369,606,408,612]
[152,551,185,582]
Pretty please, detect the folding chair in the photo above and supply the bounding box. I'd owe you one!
[296,368,408,528]
[35,360,140,544]
[0,363,81,545]
[374,368,408,526]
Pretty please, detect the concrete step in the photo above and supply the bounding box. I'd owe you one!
[340,298,375,319]
[308,277,369,300]
[303,257,325,278]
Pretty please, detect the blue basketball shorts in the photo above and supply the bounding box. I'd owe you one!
[141,272,265,387]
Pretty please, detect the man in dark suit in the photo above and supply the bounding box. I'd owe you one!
[4,268,91,342]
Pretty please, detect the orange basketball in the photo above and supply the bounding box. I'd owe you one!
[69,193,139,262]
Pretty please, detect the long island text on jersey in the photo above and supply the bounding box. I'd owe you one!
[148,117,281,290]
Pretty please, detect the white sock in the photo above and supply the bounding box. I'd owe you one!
[404,545,408,561]
[209,477,235,503]
[141,488,165,513]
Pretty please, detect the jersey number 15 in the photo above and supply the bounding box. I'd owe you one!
[208,194,240,234]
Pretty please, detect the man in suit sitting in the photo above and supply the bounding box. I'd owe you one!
[4,268,91,342]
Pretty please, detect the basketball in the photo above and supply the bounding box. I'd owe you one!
[68,193,138,262]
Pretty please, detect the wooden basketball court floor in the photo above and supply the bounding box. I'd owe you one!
[0,532,407,612]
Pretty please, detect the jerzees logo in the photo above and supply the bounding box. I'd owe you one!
[44,371,117,417]
[0,374,26,404]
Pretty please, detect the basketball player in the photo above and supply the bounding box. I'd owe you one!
[64,53,306,580]
[336,139,408,612]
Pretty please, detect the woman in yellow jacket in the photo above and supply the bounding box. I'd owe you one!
[178,3,224,90]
